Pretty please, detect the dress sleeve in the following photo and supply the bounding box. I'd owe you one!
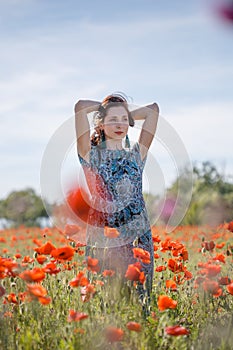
[78,154,91,168]
[78,146,100,170]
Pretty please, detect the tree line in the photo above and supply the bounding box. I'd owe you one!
[0,162,232,228]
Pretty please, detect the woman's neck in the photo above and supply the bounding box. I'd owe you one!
[105,139,123,150]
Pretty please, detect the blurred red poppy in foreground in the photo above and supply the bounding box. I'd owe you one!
[165,325,189,336]
[202,279,222,297]
[105,326,124,343]
[66,187,91,222]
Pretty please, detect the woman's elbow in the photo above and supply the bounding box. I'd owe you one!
[151,102,159,114]
[74,100,85,114]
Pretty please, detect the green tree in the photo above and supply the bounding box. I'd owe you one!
[168,161,233,226]
[0,188,49,228]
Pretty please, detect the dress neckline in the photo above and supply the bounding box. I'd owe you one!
[105,148,125,151]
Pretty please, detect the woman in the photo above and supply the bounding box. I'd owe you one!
[74,93,159,299]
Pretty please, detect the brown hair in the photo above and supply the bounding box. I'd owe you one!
[91,93,134,147]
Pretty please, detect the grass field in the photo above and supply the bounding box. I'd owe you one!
[0,223,233,350]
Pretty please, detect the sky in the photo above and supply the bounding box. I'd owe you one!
[0,0,233,203]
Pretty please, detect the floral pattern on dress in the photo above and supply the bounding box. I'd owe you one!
[79,142,154,294]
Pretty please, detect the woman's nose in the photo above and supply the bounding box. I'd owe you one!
[115,123,122,129]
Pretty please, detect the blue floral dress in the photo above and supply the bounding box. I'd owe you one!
[78,142,154,295]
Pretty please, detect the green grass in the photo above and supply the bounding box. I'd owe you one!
[0,225,233,350]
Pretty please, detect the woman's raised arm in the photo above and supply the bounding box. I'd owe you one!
[74,99,100,161]
[131,102,159,160]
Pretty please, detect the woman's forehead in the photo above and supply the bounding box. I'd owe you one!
[105,106,128,118]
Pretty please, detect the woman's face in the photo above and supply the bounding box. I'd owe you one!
[102,106,129,141]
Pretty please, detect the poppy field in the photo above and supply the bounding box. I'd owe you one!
[0,223,233,350]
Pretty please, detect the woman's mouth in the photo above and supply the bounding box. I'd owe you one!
[115,131,124,135]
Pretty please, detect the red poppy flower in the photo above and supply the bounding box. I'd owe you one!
[62,224,86,246]
[155,265,166,272]
[66,186,91,223]
[1,258,19,277]
[152,234,161,243]
[202,241,215,251]
[165,325,189,336]
[228,221,233,232]
[165,280,177,290]
[22,256,34,264]
[157,295,177,311]
[102,270,115,277]
[6,293,18,304]
[67,310,89,322]
[125,263,145,283]
[213,253,226,264]
[69,271,89,287]
[35,241,56,255]
[179,248,189,261]
[126,322,142,332]
[43,262,61,275]
[80,283,96,302]
[183,269,193,280]
[86,256,100,273]
[133,247,150,264]
[50,246,75,261]
[105,326,124,343]
[205,264,221,277]
[218,276,231,285]
[38,296,51,305]
[27,283,47,297]
[215,242,225,249]
[227,282,233,295]
[167,259,184,273]
[19,268,46,282]
[202,279,222,297]
[36,255,47,265]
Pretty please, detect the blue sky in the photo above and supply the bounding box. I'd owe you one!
[0,0,233,201]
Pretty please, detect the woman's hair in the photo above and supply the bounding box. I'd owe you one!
[91,93,134,147]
